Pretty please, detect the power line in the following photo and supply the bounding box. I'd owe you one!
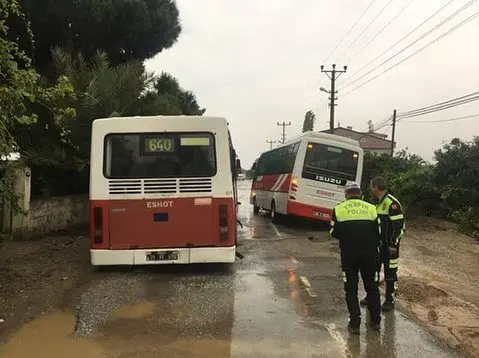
[398,91,479,117]
[342,0,477,91]
[398,95,479,119]
[340,0,457,86]
[372,91,479,130]
[266,140,277,149]
[401,113,479,123]
[323,0,378,64]
[375,95,479,130]
[335,0,395,62]
[277,121,292,144]
[344,0,417,65]
[320,64,348,130]
[343,8,479,97]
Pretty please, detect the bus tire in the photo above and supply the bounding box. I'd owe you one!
[270,200,279,224]
[253,198,260,215]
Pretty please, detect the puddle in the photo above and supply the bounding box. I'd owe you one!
[0,312,105,358]
[111,300,157,319]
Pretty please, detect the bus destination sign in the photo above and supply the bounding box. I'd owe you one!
[144,137,175,153]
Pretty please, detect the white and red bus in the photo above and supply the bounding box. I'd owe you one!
[89,115,240,266]
[250,131,363,222]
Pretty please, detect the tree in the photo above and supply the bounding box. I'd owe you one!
[18,0,182,74]
[137,72,206,116]
[48,47,156,156]
[1,0,75,205]
[302,110,315,132]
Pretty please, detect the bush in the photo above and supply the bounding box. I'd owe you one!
[362,137,479,236]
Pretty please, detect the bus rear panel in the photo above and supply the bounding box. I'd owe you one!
[89,116,237,266]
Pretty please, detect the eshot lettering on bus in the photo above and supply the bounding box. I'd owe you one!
[146,201,174,209]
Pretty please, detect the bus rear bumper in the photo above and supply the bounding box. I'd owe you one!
[90,246,236,266]
[287,200,333,221]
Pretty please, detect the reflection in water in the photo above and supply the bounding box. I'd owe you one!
[382,311,397,358]
[347,333,361,357]
[104,267,237,358]
[0,312,105,358]
[364,325,383,357]
[287,259,300,302]
[343,311,398,358]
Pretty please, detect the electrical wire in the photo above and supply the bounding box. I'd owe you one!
[342,0,476,90]
[322,0,379,64]
[401,113,479,123]
[342,8,479,97]
[341,0,456,86]
[374,94,479,131]
[398,91,479,117]
[344,0,417,66]
[335,0,396,62]
[398,95,479,119]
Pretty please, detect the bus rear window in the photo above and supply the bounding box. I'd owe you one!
[302,142,359,184]
[103,132,216,178]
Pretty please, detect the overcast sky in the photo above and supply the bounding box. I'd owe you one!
[145,0,479,167]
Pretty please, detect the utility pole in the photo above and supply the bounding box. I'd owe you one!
[277,121,291,144]
[320,64,347,130]
[390,109,397,156]
[266,140,276,149]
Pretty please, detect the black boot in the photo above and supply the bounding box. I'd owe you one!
[381,300,395,312]
[370,321,381,331]
[348,322,360,335]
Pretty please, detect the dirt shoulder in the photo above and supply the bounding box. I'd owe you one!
[397,217,479,357]
[0,229,92,342]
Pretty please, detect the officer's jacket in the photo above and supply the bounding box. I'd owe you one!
[330,198,381,254]
[375,192,405,247]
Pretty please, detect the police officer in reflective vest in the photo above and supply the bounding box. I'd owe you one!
[360,177,405,312]
[330,181,381,334]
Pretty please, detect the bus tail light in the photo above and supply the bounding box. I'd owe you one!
[290,177,298,193]
[219,204,228,241]
[93,207,103,244]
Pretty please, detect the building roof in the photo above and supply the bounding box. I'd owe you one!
[321,126,395,150]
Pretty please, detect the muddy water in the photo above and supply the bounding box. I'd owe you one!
[0,312,105,358]
[0,305,232,358]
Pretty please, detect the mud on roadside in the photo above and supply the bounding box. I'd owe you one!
[397,217,479,358]
[0,229,92,342]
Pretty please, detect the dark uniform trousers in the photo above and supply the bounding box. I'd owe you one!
[330,198,382,327]
[376,193,404,302]
[342,251,381,326]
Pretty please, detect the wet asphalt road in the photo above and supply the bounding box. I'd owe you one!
[3,181,459,357]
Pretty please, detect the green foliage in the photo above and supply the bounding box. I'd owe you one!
[363,138,479,237]
[137,72,206,116]
[1,0,75,206]
[19,0,181,73]
[2,0,204,203]
[302,110,315,133]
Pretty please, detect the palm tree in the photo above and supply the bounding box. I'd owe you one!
[49,47,157,159]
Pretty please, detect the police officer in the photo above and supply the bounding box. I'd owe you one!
[330,181,381,334]
[360,177,405,312]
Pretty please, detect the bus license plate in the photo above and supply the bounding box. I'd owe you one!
[313,210,331,219]
[146,251,179,261]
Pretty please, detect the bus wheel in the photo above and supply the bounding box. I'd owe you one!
[270,201,279,223]
[253,198,260,215]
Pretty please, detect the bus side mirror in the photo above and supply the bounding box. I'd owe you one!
[236,158,241,170]
[251,162,257,171]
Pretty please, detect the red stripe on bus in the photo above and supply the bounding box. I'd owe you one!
[252,173,292,193]
[89,198,236,250]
